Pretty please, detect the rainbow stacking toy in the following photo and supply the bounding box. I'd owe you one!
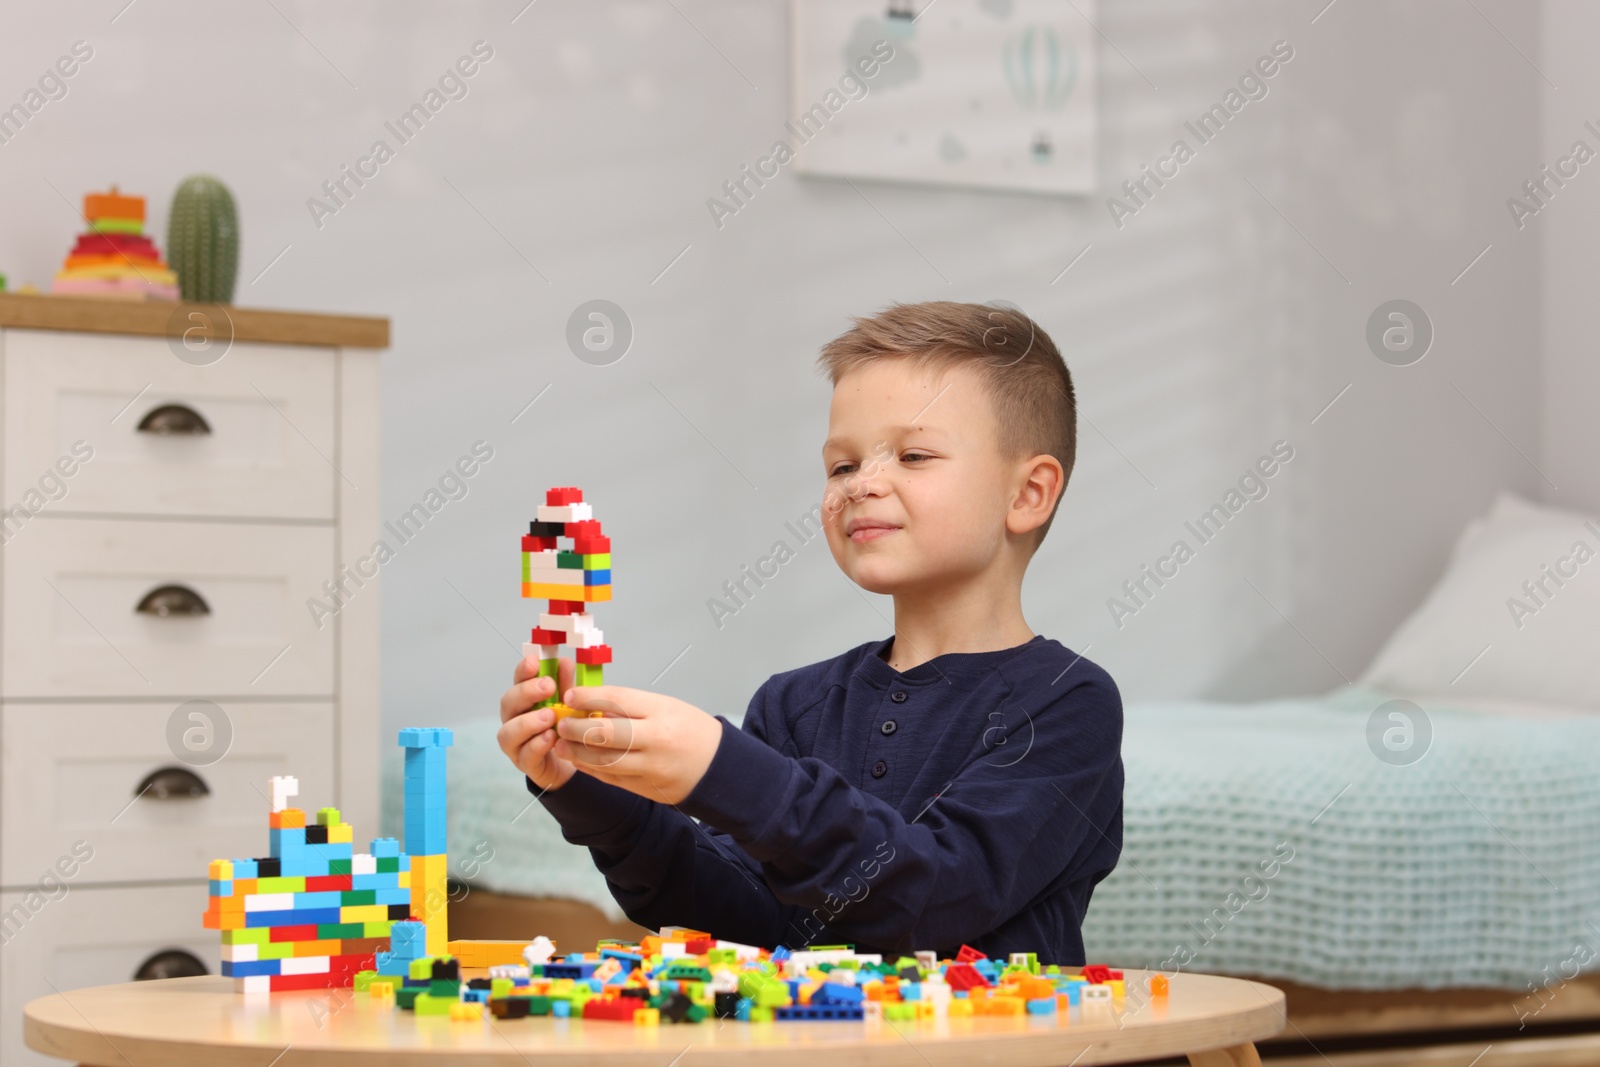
[50,186,179,300]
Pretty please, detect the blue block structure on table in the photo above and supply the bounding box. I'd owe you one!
[203,727,454,991]
[402,726,452,957]
[520,486,614,716]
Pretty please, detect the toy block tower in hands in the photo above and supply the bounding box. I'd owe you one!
[521,487,612,719]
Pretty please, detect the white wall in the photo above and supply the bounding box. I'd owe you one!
[1540,0,1600,513]
[1210,0,1547,699]
[0,1,1545,731]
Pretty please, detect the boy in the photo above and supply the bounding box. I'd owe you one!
[497,300,1123,964]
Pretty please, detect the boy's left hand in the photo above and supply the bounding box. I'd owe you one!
[551,685,724,805]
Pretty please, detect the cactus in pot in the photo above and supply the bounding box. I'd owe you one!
[167,175,239,303]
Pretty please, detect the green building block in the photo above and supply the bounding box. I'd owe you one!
[414,993,452,1016]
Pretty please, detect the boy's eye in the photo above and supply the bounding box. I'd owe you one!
[829,463,855,477]
[901,452,929,463]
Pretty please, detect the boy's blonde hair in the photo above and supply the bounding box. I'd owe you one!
[816,300,1076,546]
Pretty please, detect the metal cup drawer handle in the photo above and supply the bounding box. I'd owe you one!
[135,766,210,800]
[133,948,209,981]
[136,403,211,436]
[135,585,211,618]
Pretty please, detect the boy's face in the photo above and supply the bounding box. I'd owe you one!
[821,359,1022,595]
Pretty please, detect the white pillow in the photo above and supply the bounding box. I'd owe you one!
[1360,490,1600,710]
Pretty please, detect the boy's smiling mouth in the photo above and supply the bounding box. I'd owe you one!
[847,517,900,543]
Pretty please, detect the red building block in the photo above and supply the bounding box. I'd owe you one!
[945,964,990,991]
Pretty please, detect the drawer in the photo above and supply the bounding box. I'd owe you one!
[2,519,337,698]
[1,702,335,888]
[4,883,219,1067]
[3,327,336,520]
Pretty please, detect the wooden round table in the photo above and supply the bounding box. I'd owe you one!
[26,969,1285,1066]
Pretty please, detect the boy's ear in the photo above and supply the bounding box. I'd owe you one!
[1008,454,1064,536]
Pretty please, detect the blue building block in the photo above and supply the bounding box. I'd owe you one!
[811,982,864,1005]
[245,907,342,928]
[278,856,332,879]
[209,879,232,897]
[399,727,454,749]
[552,1000,571,1018]
[1026,997,1055,1015]
[231,859,258,880]
[371,837,401,858]
[223,959,288,978]
[775,1004,864,1020]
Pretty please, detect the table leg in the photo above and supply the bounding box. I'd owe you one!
[1188,1043,1262,1067]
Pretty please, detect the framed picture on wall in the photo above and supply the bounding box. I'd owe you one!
[789,0,1098,196]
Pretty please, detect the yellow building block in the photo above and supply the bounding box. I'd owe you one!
[634,1007,660,1026]
[291,939,342,957]
[209,860,233,881]
[340,905,392,924]
[448,940,536,968]
[328,823,353,844]
[521,581,610,602]
[450,1002,483,1021]
[411,853,449,957]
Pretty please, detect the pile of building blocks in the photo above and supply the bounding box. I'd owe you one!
[521,486,613,721]
[447,933,1144,1024]
[51,187,180,300]
[204,728,454,992]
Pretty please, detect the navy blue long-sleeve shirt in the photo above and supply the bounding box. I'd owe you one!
[527,633,1123,965]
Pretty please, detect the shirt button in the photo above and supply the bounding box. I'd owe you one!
[871,760,888,778]
[880,720,897,736]
[891,691,908,703]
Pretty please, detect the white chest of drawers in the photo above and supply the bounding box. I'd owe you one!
[0,294,387,1066]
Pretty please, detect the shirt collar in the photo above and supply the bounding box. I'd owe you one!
[855,634,1047,689]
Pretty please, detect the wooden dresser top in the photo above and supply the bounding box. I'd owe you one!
[0,293,389,349]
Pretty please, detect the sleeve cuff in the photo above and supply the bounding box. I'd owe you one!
[527,769,650,845]
[677,716,797,850]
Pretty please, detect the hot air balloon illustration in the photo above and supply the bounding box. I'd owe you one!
[1003,25,1079,162]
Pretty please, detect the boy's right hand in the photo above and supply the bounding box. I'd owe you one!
[497,653,578,793]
